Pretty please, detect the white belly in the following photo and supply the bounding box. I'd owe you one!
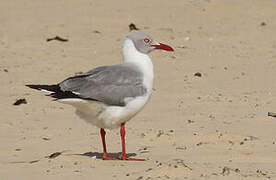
[57,94,150,129]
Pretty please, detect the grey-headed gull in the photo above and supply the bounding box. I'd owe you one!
[26,31,174,161]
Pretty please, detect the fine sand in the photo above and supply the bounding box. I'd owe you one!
[1,0,276,179]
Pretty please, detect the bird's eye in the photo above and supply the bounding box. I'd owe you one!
[144,38,150,43]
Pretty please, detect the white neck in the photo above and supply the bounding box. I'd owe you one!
[122,38,154,94]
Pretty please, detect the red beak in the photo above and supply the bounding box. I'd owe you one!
[152,43,174,51]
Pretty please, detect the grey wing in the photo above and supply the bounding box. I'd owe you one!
[58,64,147,106]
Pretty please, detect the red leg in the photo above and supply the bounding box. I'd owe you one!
[120,123,145,161]
[100,128,117,160]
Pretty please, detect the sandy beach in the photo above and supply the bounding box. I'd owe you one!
[1,0,276,179]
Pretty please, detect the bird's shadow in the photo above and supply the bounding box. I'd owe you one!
[75,151,137,159]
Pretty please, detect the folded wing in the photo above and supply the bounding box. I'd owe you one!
[58,64,147,106]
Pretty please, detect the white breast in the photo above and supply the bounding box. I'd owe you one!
[58,38,154,129]
[96,39,154,129]
[122,38,154,93]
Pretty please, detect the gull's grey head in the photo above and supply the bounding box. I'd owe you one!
[126,31,174,54]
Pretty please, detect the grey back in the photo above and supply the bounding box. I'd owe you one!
[58,63,147,106]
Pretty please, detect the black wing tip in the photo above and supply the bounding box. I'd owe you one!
[48,91,80,99]
[25,84,99,102]
[25,84,41,90]
[26,84,80,100]
[26,84,59,92]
